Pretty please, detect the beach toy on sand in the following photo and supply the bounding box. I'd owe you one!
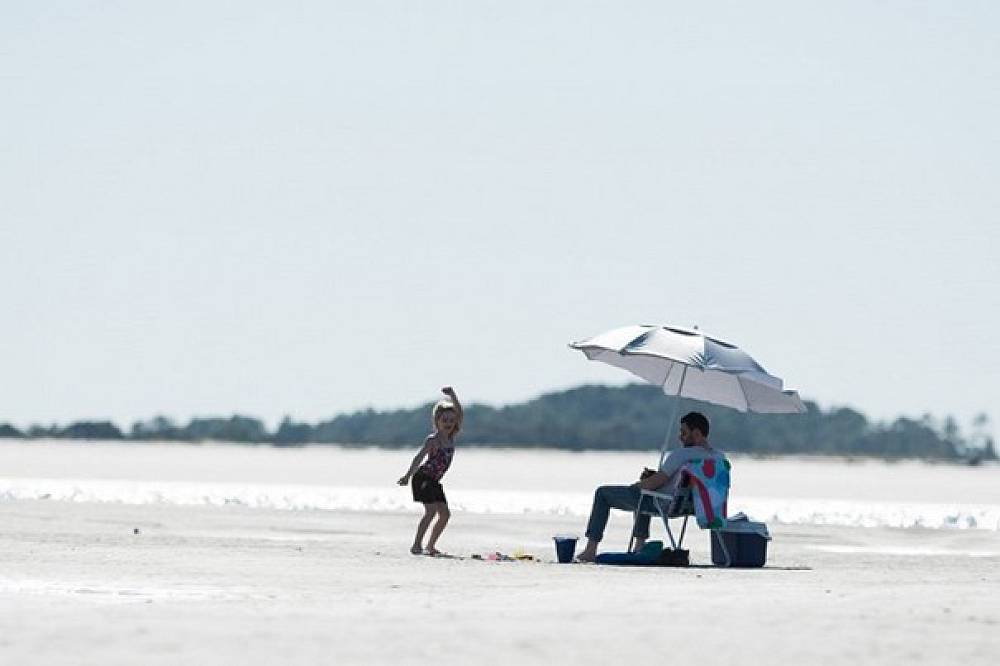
[553,535,578,563]
[482,551,515,561]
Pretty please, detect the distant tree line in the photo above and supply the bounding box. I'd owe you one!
[1,384,995,462]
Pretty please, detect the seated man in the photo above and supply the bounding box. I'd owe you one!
[576,411,720,562]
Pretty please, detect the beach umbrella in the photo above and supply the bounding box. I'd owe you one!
[569,324,805,455]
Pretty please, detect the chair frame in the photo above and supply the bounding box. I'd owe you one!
[630,477,732,567]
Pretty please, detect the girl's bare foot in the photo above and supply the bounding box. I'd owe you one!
[410,545,423,555]
[426,547,442,557]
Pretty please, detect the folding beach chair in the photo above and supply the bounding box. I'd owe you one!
[629,472,732,567]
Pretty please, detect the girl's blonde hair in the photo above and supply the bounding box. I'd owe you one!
[432,400,461,436]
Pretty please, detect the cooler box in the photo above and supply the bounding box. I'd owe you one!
[710,519,770,567]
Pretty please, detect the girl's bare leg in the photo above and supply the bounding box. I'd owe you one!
[411,504,435,554]
[425,503,450,555]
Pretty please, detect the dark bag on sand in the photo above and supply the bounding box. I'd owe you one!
[655,548,690,567]
[594,541,664,566]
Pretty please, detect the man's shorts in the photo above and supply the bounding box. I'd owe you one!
[411,470,447,504]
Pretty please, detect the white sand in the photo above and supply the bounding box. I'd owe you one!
[0,500,998,665]
[1,441,998,664]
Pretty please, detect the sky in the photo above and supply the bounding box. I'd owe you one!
[2,1,998,434]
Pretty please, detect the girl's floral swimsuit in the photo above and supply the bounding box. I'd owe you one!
[419,443,454,481]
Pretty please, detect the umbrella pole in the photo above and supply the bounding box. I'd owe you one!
[659,366,689,466]
[658,397,679,467]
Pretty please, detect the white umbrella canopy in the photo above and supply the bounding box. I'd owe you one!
[569,324,806,414]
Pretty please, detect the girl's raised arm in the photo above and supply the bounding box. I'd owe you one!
[442,386,463,426]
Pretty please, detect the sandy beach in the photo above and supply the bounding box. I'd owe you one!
[1,501,998,665]
[1,442,998,665]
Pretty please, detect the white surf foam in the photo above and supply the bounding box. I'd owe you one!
[2,477,998,531]
[805,545,999,557]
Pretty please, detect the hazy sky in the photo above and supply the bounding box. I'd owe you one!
[2,1,998,433]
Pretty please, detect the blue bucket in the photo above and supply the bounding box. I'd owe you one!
[553,536,578,563]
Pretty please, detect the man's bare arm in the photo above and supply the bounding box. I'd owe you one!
[639,471,670,491]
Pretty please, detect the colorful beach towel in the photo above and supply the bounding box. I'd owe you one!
[683,457,731,530]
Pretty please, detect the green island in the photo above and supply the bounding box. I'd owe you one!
[1,384,995,462]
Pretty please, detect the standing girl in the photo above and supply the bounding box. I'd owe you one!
[397,386,463,556]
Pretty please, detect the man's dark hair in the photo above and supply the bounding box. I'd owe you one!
[681,411,710,437]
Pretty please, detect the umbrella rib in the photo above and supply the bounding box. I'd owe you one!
[660,360,677,391]
[676,364,688,399]
[736,376,751,413]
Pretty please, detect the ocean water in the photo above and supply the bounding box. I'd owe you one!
[1,440,998,531]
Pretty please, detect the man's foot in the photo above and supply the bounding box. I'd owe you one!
[576,538,599,562]
[426,547,442,557]
[410,545,423,555]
